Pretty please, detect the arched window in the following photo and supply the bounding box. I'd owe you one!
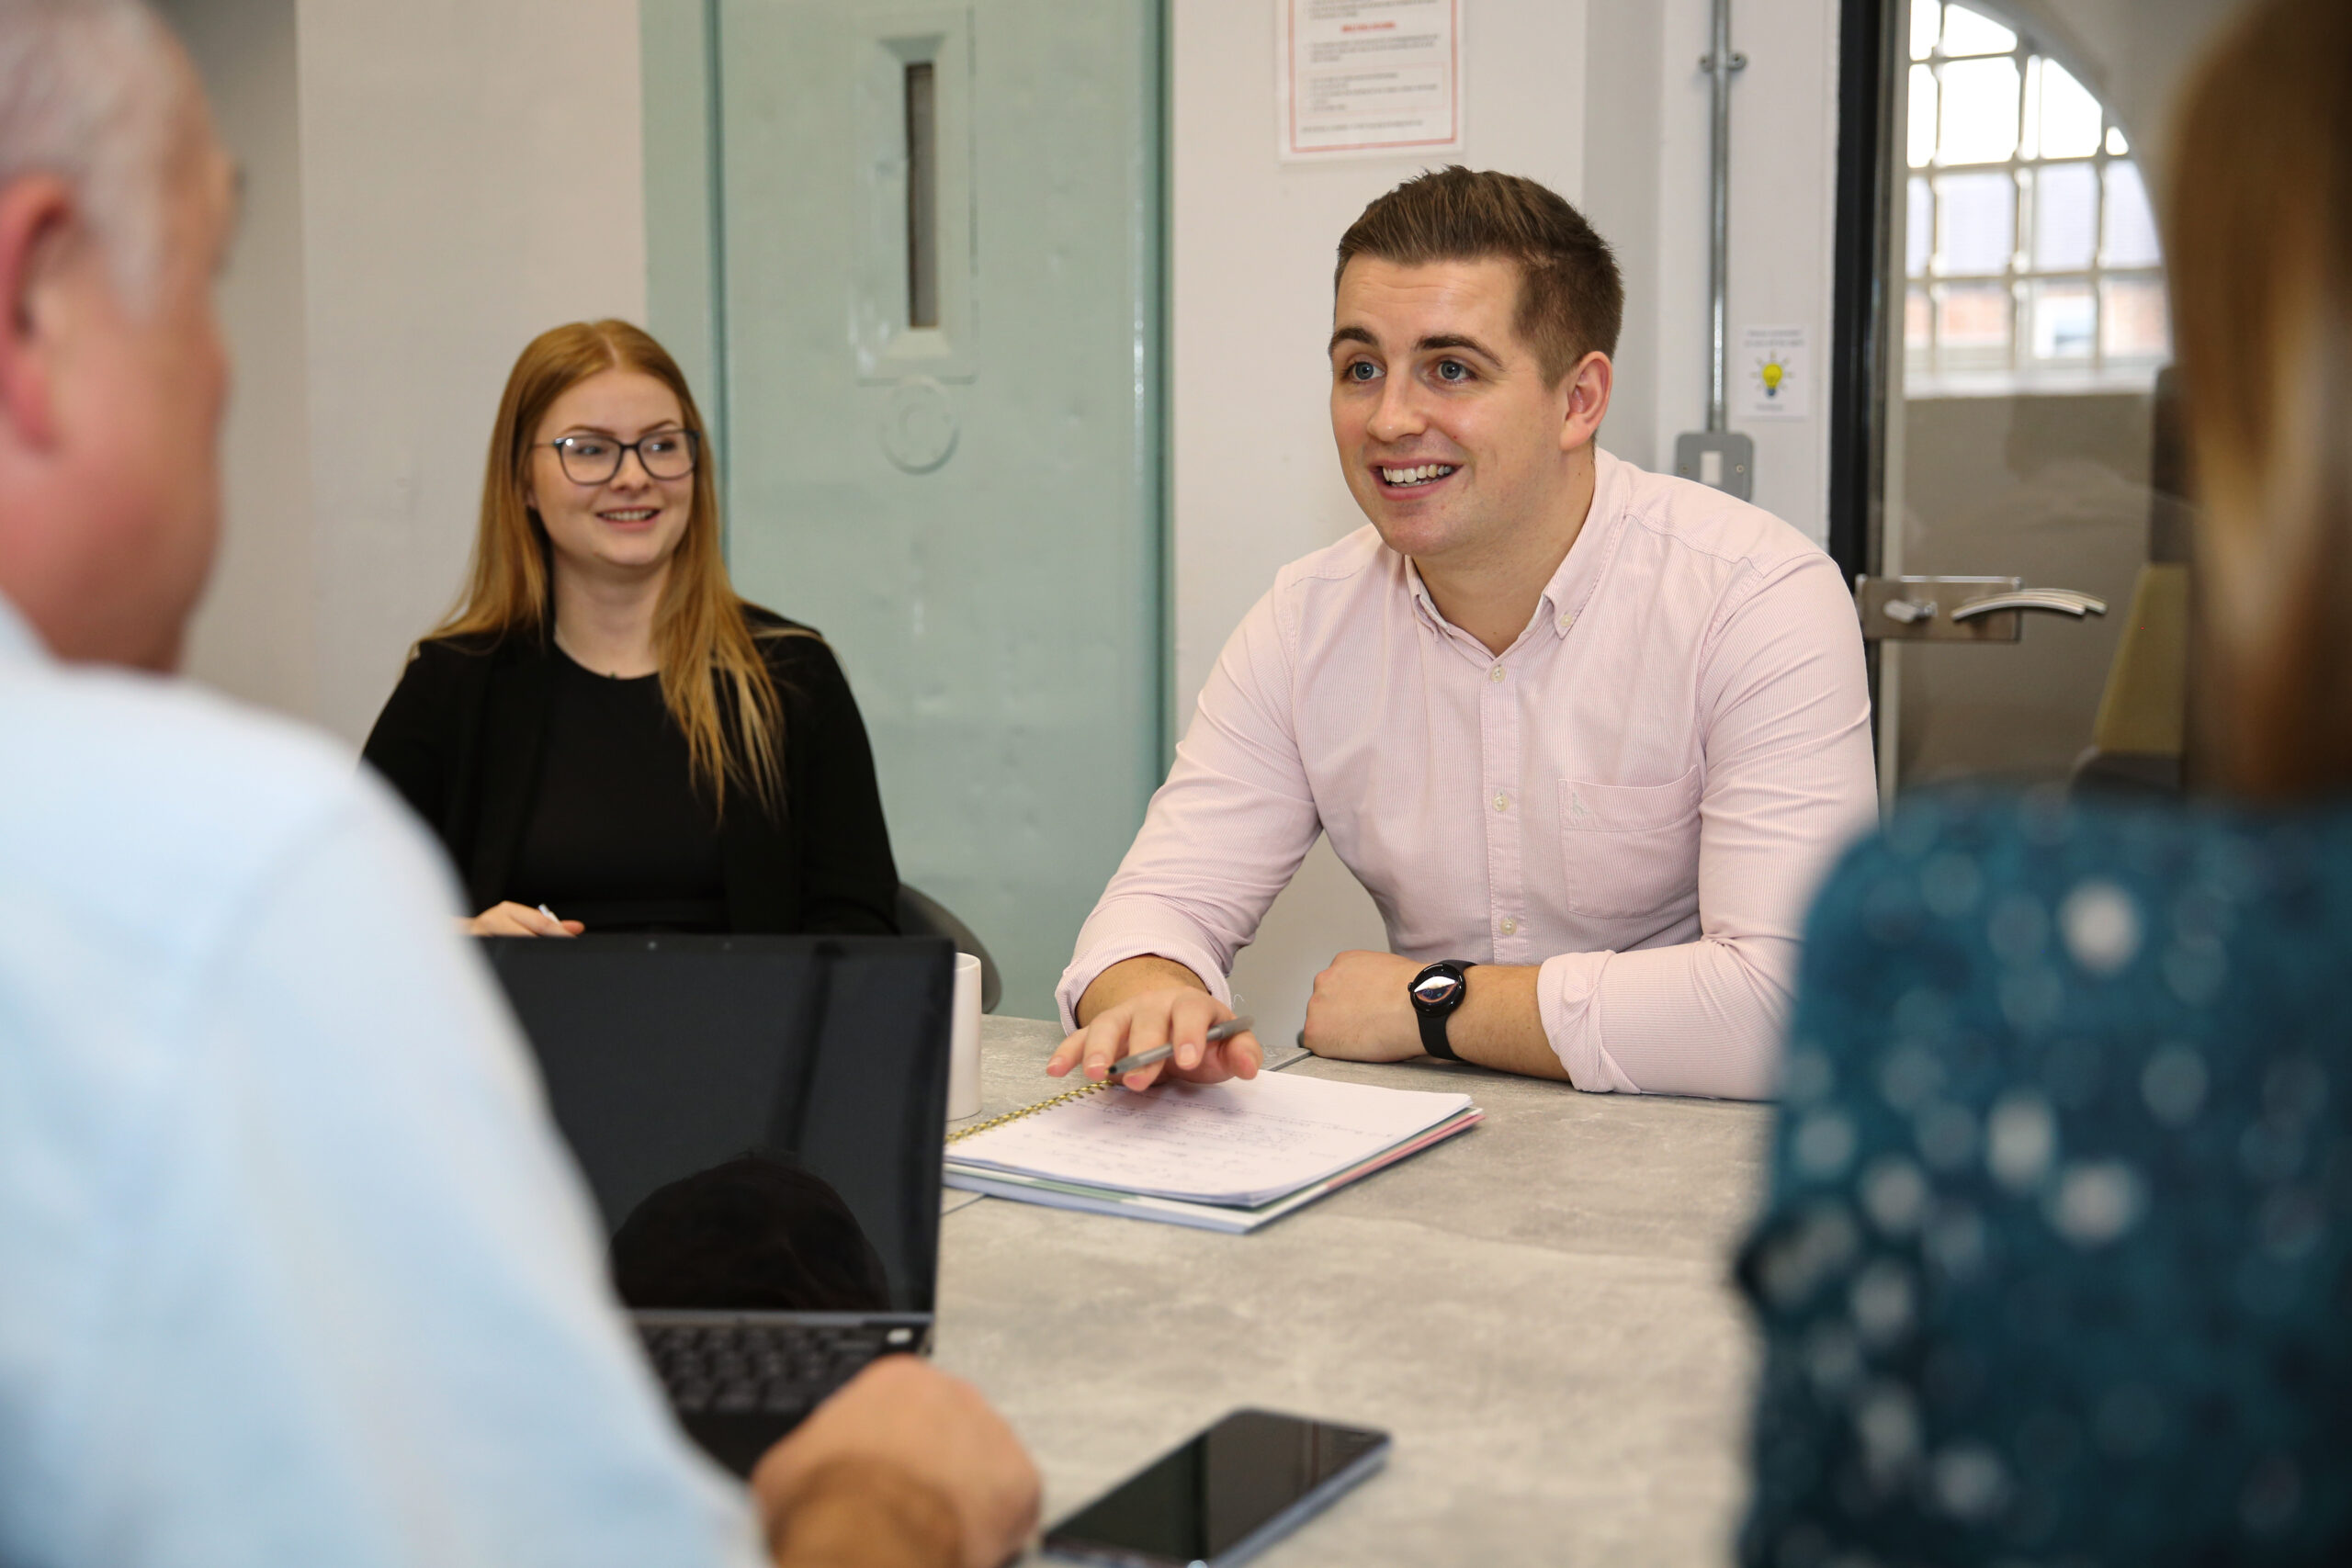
[1902,0,2167,392]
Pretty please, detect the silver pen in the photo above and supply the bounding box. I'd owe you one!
[1105,1014,1256,1079]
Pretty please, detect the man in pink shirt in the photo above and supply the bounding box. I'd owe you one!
[1048,167,1875,1102]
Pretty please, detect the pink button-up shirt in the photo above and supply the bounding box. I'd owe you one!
[1057,450,1877,1099]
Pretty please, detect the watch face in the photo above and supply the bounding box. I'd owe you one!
[1410,967,1464,1013]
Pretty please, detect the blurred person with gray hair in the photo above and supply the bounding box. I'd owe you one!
[0,4,1035,1565]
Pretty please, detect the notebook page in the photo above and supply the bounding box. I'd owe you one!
[946,1071,1473,1206]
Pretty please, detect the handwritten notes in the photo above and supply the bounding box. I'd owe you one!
[948,1071,1474,1207]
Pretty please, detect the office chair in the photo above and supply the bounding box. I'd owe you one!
[895,884,1001,1014]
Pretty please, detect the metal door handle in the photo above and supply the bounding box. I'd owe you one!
[1951,589,2109,623]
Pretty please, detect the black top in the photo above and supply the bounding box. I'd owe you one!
[361,607,899,935]
[506,650,728,931]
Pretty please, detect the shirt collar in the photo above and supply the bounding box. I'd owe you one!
[1401,446,1633,647]
[1404,557,1443,626]
[1401,557,1495,661]
[0,590,46,669]
[1538,446,1632,639]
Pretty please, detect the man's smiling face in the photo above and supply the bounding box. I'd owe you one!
[1329,254,1585,569]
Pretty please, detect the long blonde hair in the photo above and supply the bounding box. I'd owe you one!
[431,320,788,817]
[2167,0,2352,798]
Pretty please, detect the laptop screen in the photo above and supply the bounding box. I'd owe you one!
[483,934,953,1317]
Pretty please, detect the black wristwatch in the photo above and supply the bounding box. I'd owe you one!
[1408,960,1476,1061]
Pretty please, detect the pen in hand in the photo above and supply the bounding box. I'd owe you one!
[1105,1015,1255,1080]
[537,903,578,938]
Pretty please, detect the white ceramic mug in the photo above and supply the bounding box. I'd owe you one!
[947,952,983,1120]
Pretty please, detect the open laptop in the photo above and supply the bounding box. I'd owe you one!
[482,933,955,1475]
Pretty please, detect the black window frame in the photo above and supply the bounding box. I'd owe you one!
[1826,0,1905,587]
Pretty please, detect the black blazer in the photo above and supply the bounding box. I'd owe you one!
[360,609,899,935]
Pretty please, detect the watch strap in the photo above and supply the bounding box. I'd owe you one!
[1417,1004,1459,1061]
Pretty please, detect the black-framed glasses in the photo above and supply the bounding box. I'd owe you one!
[544,428,700,485]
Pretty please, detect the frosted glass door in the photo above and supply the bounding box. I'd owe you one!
[715,0,1162,1017]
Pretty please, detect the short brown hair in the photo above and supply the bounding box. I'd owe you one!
[2166,0,2352,798]
[1335,167,1623,385]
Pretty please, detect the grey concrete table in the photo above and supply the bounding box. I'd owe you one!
[934,1017,1776,1567]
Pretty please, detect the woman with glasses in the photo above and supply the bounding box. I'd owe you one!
[362,320,898,937]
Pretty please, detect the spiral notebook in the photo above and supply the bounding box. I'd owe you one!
[944,1071,1481,1234]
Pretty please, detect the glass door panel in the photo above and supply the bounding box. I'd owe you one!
[1869,0,2243,799]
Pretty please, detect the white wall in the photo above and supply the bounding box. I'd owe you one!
[1639,0,1843,539]
[164,0,317,721]
[295,0,648,744]
[1580,0,1668,476]
[169,0,649,746]
[1171,0,1844,1041]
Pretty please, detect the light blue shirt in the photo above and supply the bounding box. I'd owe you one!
[0,597,764,1567]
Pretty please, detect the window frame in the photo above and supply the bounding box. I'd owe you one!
[1899,0,2168,395]
[1826,0,1902,585]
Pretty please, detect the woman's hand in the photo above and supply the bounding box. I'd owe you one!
[463,901,583,938]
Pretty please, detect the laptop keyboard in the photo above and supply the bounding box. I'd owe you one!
[639,1320,914,1417]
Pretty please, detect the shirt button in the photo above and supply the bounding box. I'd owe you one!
[1488,665,1505,682]
[1557,613,1573,632]
[1498,916,1519,936]
[1493,792,1510,812]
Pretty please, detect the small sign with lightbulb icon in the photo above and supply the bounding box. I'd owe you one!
[1738,323,1811,421]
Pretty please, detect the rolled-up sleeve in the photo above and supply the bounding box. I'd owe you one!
[1056,589,1325,1030]
[1538,551,1878,1099]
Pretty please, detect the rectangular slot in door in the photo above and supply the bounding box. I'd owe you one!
[904,61,938,329]
[852,11,973,381]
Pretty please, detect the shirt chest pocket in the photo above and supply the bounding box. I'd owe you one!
[1557,766,1704,919]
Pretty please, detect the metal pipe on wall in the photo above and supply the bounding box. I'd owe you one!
[1673,0,1754,498]
[1705,0,1745,432]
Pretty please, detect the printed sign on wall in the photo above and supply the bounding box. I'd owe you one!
[1738,324,1812,421]
[1277,0,1464,162]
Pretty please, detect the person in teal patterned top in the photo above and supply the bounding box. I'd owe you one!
[1737,0,2352,1561]
[1741,792,2349,1561]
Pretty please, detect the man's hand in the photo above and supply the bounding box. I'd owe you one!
[1048,955,1262,1091]
[752,1356,1040,1568]
[464,901,582,938]
[1300,949,1425,1061]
